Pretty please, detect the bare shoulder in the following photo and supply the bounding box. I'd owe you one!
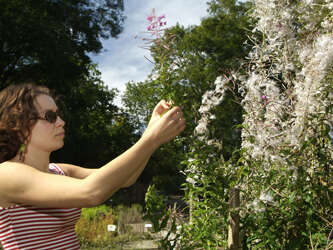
[0,161,37,174]
[0,161,90,208]
[0,161,38,186]
[0,161,38,207]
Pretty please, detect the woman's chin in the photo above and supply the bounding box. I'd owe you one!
[53,142,64,151]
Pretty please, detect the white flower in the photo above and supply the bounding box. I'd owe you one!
[210,114,216,120]
[252,198,266,212]
[324,121,333,139]
[186,177,196,185]
[304,0,313,5]
[188,158,195,162]
[259,192,273,203]
[194,117,208,135]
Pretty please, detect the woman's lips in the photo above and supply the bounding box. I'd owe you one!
[56,132,65,137]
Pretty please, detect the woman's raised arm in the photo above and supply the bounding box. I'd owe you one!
[0,104,185,208]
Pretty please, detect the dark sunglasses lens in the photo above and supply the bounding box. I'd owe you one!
[45,111,58,123]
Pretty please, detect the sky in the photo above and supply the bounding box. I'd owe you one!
[89,0,209,105]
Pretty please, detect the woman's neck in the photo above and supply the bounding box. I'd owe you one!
[12,148,51,173]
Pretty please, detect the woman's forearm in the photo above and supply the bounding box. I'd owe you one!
[59,157,148,187]
[120,130,155,187]
[82,135,157,205]
[121,158,149,188]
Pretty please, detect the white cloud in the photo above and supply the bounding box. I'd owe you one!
[90,0,209,105]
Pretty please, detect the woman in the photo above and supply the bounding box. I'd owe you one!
[0,83,185,249]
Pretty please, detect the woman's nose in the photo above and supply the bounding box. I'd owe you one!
[56,116,65,127]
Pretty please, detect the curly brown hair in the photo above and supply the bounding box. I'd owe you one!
[0,83,51,163]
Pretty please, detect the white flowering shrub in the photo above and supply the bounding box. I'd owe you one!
[178,0,333,249]
[242,0,333,162]
[238,0,333,247]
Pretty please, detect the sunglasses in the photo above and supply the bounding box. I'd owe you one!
[37,110,63,123]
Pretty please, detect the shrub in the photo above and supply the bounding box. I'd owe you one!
[75,205,115,248]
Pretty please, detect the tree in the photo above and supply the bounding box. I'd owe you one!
[0,0,124,87]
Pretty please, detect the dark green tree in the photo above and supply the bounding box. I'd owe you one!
[0,0,124,87]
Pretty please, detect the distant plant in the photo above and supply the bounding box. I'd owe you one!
[144,184,181,249]
[75,205,114,248]
[115,203,144,234]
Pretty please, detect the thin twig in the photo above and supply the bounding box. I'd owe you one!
[317,213,333,227]
[270,186,285,198]
[326,226,333,250]
[144,55,154,65]
[310,231,314,250]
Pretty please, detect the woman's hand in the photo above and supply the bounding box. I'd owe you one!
[147,100,172,129]
[143,100,185,148]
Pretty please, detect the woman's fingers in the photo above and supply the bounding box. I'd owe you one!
[163,106,185,134]
[145,103,185,146]
[154,99,171,115]
[163,106,181,119]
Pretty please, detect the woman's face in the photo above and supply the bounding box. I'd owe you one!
[28,94,65,153]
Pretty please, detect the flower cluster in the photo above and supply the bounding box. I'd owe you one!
[194,75,232,141]
[240,0,333,164]
[146,9,167,32]
[143,8,167,43]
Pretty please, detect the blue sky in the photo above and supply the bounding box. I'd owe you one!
[90,0,209,105]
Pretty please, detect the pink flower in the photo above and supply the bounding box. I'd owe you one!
[157,14,166,22]
[159,21,167,27]
[261,95,268,105]
[147,15,154,22]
